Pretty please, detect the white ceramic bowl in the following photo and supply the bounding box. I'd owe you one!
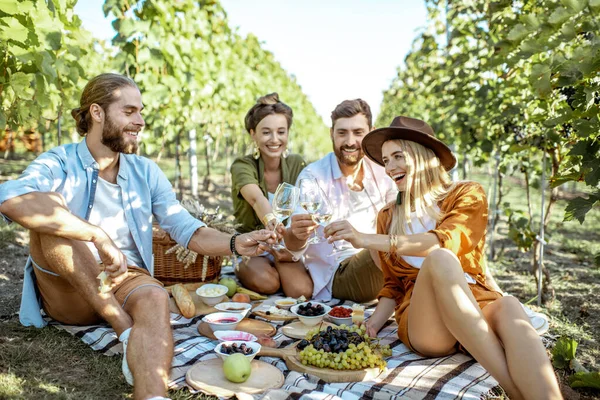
[213,330,258,343]
[214,302,252,318]
[214,340,261,362]
[196,284,228,306]
[290,301,331,327]
[327,305,353,326]
[274,298,297,311]
[202,312,243,332]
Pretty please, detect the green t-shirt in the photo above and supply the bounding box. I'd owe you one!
[230,154,306,233]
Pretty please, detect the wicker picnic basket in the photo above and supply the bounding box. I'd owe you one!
[152,224,223,286]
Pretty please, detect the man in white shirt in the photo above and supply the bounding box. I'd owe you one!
[284,99,396,302]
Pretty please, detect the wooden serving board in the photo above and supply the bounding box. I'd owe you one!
[258,346,383,383]
[168,289,226,317]
[198,319,276,340]
[186,358,284,396]
[281,320,337,340]
[253,309,298,322]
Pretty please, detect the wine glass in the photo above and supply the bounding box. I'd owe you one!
[271,182,299,250]
[313,188,341,256]
[298,178,323,244]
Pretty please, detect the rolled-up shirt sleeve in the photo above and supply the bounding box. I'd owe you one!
[429,182,488,257]
[0,150,67,223]
[149,163,204,248]
[231,158,259,198]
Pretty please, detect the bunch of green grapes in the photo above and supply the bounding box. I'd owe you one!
[297,325,392,370]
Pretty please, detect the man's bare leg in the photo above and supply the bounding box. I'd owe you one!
[123,286,173,399]
[30,231,133,335]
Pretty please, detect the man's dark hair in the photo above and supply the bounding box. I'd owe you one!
[330,99,372,129]
[71,73,138,136]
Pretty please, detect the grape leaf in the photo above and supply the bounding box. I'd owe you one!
[564,194,600,224]
[569,372,600,389]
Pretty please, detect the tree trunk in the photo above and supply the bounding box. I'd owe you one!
[57,109,62,146]
[175,130,182,201]
[189,129,198,198]
[524,168,534,231]
[531,148,559,304]
[203,132,211,191]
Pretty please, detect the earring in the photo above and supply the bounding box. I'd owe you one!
[253,143,260,160]
[282,148,290,159]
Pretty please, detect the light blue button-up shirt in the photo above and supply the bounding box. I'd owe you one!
[0,139,204,327]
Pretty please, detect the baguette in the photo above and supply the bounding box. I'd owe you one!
[172,284,196,318]
[165,282,205,295]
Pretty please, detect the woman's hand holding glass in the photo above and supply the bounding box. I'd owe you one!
[323,220,365,249]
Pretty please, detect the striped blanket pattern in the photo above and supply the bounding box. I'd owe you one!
[50,304,499,399]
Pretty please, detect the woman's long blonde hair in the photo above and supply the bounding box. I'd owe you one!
[388,139,454,236]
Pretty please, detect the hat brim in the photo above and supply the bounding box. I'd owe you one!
[362,127,457,171]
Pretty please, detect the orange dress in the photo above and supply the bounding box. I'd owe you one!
[376,181,502,353]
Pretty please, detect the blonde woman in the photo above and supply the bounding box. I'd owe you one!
[230,93,313,297]
[324,116,562,400]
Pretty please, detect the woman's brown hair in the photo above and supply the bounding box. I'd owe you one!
[71,73,138,136]
[244,93,293,133]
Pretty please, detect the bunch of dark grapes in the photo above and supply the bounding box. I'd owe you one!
[578,31,594,42]
[559,86,577,110]
[504,122,526,143]
[561,123,573,139]
[297,325,392,370]
[297,302,325,317]
[220,343,254,355]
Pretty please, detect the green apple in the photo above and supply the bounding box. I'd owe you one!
[222,353,251,383]
[219,277,238,298]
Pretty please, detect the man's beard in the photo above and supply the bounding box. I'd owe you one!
[101,115,138,154]
[334,145,363,167]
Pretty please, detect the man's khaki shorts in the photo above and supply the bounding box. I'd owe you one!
[32,260,164,325]
[332,249,383,303]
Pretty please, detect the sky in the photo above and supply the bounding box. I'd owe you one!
[73,0,428,123]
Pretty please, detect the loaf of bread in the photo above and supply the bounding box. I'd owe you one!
[172,284,196,318]
[165,282,204,295]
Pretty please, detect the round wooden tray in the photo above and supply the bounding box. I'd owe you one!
[198,319,276,340]
[186,358,284,396]
[258,345,384,383]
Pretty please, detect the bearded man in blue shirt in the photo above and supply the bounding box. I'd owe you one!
[0,73,274,400]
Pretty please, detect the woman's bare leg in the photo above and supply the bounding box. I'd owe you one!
[408,248,523,399]
[483,296,563,399]
[274,259,313,299]
[235,256,280,294]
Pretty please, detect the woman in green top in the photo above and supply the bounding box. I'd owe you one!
[230,93,313,297]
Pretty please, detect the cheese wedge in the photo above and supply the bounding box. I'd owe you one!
[97,271,112,294]
[351,304,365,326]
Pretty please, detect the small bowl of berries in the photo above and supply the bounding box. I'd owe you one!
[290,301,331,327]
[214,340,261,362]
[327,305,353,326]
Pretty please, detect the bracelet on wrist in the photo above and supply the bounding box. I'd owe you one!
[262,212,276,226]
[389,234,399,255]
[230,233,242,256]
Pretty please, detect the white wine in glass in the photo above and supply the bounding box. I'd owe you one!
[271,182,299,250]
[298,178,323,244]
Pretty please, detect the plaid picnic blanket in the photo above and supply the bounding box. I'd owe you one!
[50,267,501,399]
